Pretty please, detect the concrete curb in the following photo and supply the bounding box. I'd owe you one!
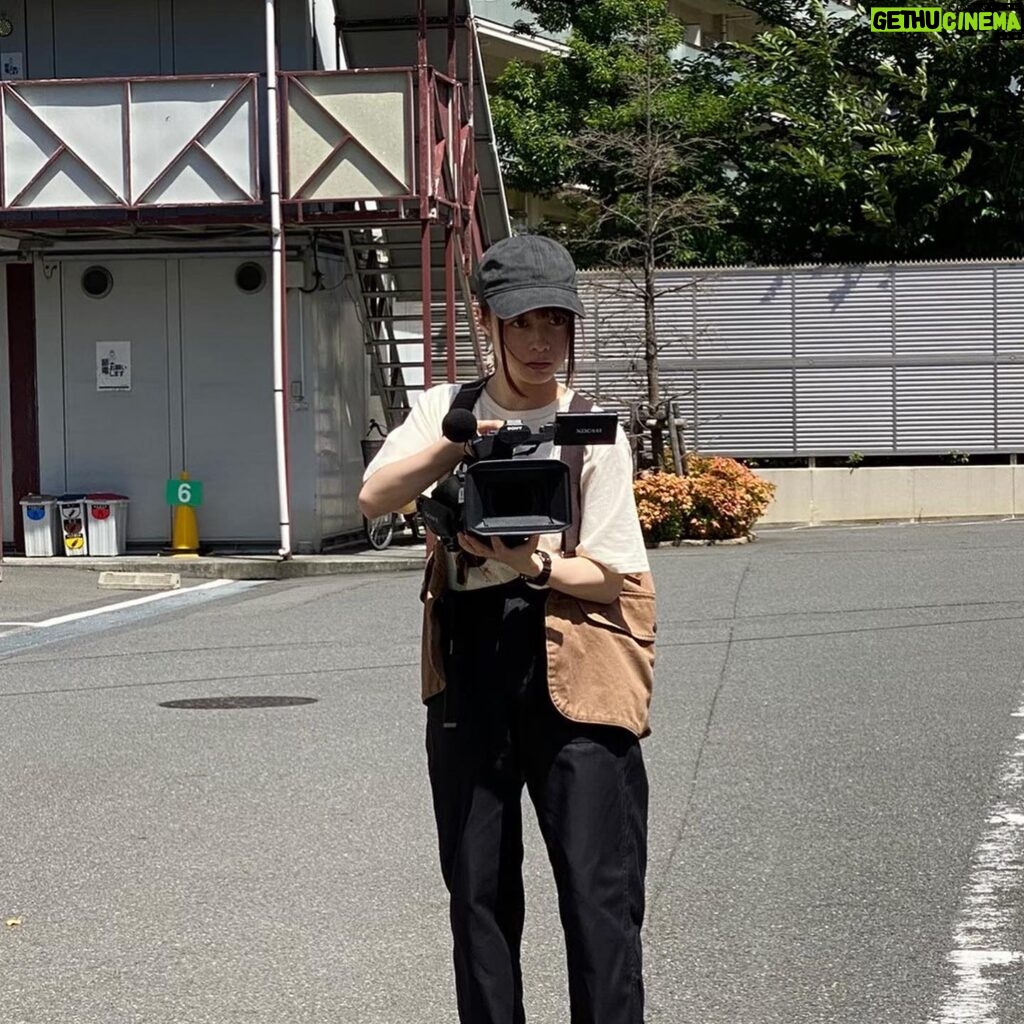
[645,534,754,548]
[97,571,182,590]
[0,551,429,579]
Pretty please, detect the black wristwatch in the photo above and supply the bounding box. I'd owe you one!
[521,549,553,589]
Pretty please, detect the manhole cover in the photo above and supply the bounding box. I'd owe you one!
[158,696,318,710]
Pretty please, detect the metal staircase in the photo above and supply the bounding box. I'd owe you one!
[345,221,487,429]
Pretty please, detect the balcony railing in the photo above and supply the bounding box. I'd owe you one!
[0,74,260,210]
[280,67,478,236]
[0,67,477,227]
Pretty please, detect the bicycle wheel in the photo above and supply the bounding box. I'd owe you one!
[364,513,395,550]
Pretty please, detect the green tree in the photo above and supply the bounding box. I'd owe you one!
[492,0,736,264]
[496,0,1024,265]
[704,0,1024,262]
[868,3,1024,257]
[702,1,976,262]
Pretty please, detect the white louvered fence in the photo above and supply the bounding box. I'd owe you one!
[575,261,1024,457]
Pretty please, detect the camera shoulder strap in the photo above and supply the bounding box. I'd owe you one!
[450,376,490,412]
[561,391,597,557]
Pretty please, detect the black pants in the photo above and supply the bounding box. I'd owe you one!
[426,581,648,1024]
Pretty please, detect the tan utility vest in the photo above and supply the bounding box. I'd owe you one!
[419,548,656,737]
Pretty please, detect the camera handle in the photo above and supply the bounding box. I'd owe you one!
[465,422,555,463]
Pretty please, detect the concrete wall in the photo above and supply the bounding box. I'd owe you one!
[758,466,1024,526]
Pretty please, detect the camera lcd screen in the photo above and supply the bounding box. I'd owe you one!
[553,412,619,446]
[463,459,572,535]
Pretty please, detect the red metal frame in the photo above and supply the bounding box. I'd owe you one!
[419,0,433,387]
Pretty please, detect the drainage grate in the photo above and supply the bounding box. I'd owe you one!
[158,696,318,710]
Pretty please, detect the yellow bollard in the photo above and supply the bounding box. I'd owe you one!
[170,471,200,557]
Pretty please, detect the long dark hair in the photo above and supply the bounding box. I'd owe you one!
[479,303,577,398]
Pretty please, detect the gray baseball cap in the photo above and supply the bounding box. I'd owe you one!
[476,234,586,319]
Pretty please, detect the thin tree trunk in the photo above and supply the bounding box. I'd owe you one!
[644,248,662,463]
[642,14,663,468]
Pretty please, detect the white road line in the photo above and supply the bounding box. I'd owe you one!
[928,710,1024,1023]
[1,579,234,630]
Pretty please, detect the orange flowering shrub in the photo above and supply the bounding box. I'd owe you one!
[633,471,691,544]
[683,456,776,540]
[633,458,776,543]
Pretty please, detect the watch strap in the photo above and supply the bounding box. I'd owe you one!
[521,549,553,588]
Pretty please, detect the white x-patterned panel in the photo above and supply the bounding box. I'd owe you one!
[286,72,412,201]
[0,75,258,210]
[15,83,125,197]
[4,83,125,206]
[130,79,256,203]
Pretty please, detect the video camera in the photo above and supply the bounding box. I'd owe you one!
[417,406,619,551]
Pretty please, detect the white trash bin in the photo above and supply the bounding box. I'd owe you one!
[20,495,59,557]
[85,493,129,556]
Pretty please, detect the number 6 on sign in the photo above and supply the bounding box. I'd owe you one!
[166,478,204,507]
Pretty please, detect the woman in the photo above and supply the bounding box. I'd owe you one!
[359,234,655,1024]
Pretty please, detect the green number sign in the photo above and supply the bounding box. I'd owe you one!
[166,479,204,507]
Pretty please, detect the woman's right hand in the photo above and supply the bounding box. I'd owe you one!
[459,419,504,454]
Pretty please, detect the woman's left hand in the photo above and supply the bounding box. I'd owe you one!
[457,532,540,576]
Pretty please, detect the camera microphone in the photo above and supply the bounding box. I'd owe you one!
[442,408,478,444]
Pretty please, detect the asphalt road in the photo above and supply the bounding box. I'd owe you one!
[2,520,1024,1024]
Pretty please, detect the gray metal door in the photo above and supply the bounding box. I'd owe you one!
[61,259,171,541]
[179,258,277,543]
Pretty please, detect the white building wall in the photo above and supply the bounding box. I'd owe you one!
[60,258,174,539]
[178,257,278,543]
[283,281,316,551]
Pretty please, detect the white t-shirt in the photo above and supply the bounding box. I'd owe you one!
[363,383,650,588]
